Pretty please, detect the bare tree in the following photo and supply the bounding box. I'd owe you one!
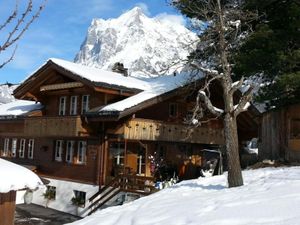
[0,0,46,69]
[173,0,256,187]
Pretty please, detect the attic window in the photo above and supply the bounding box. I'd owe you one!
[169,103,178,118]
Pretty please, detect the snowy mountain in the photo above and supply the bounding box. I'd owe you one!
[74,7,198,78]
[0,84,17,104]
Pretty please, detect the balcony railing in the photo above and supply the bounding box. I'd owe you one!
[124,118,224,145]
[24,116,88,137]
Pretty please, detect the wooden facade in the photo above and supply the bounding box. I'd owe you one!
[260,104,300,161]
[0,59,259,216]
[0,191,16,225]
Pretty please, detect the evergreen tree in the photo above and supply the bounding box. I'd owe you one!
[234,0,300,109]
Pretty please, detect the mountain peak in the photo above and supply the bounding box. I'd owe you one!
[74,8,198,78]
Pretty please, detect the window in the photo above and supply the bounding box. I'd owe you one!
[77,141,87,164]
[11,139,17,157]
[110,142,125,166]
[19,139,26,158]
[66,141,74,163]
[70,96,78,115]
[55,140,63,162]
[81,95,89,114]
[3,138,9,157]
[72,190,86,207]
[59,96,67,116]
[28,139,34,159]
[169,103,178,117]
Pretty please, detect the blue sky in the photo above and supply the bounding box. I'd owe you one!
[0,0,183,84]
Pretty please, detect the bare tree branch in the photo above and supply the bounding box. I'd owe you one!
[234,85,254,116]
[0,0,46,69]
[0,3,18,32]
[0,45,17,69]
[229,76,244,95]
[196,90,223,117]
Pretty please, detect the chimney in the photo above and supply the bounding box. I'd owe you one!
[112,62,128,77]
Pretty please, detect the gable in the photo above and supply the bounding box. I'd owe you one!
[14,58,147,101]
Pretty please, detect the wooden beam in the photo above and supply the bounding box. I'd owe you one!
[40,82,84,91]
[93,86,134,96]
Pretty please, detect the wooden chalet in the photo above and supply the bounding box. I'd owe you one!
[0,58,259,216]
[259,104,300,162]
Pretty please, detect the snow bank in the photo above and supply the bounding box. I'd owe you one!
[68,167,300,225]
[0,100,42,116]
[0,159,43,193]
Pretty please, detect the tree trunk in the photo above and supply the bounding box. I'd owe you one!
[224,113,243,187]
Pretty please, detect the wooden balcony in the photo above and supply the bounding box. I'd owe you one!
[124,118,224,145]
[24,116,88,137]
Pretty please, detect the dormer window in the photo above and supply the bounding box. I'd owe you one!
[59,96,67,116]
[81,95,90,114]
[70,96,78,115]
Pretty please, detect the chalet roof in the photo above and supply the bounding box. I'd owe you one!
[0,100,42,118]
[0,158,43,193]
[87,72,201,119]
[14,58,150,98]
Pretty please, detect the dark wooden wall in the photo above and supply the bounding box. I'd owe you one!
[260,104,300,161]
[0,191,16,225]
[0,137,102,184]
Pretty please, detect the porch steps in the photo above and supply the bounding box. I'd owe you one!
[88,187,121,215]
[87,174,156,215]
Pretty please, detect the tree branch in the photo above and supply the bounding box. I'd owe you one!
[0,0,46,53]
[197,90,223,117]
[0,3,18,32]
[234,85,254,116]
[229,76,244,95]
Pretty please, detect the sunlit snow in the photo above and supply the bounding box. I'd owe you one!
[68,167,300,225]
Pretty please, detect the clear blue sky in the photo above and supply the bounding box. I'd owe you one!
[0,0,183,84]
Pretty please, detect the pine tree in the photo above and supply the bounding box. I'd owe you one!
[234,0,300,109]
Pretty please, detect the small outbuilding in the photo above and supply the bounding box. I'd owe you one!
[259,104,300,162]
[0,158,43,225]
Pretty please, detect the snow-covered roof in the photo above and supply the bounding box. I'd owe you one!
[0,159,43,193]
[95,72,200,115]
[68,167,300,225]
[0,100,43,117]
[48,58,150,91]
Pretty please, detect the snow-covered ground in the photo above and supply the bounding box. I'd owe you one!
[68,167,300,225]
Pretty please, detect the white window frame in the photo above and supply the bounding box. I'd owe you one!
[19,139,26,158]
[55,140,63,162]
[59,96,67,116]
[28,139,34,159]
[66,141,74,163]
[81,95,90,114]
[70,96,78,115]
[3,138,9,157]
[11,138,17,158]
[77,141,87,164]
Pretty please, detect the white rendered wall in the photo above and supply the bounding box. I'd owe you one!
[30,177,98,217]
